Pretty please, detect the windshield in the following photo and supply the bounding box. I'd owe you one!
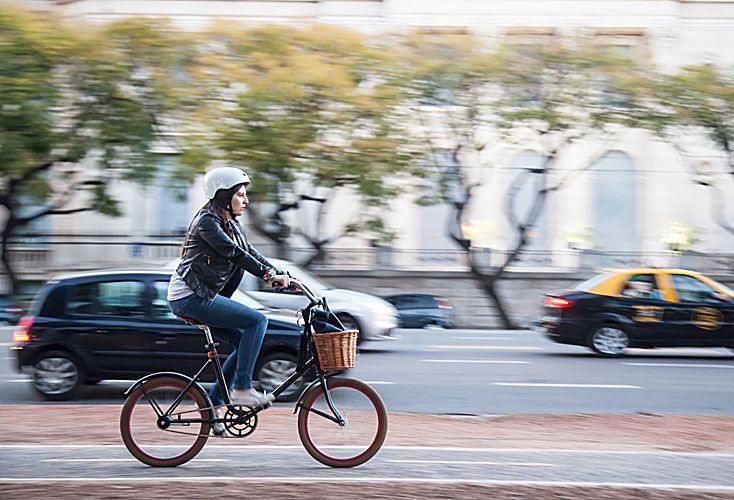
[710,278,734,297]
[572,272,613,291]
[231,289,265,310]
[274,260,332,292]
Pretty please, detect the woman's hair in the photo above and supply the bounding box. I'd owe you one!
[206,182,245,236]
[180,182,245,255]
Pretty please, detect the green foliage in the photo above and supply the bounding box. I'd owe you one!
[186,24,419,242]
[489,42,648,133]
[658,64,734,155]
[0,7,188,223]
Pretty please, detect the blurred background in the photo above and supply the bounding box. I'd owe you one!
[1,0,733,331]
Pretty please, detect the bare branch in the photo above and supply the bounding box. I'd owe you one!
[709,181,734,237]
[7,160,56,194]
[546,133,616,193]
[16,205,94,226]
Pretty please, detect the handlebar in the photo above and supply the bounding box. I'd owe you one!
[279,278,320,305]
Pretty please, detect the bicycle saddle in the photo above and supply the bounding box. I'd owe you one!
[177,316,205,327]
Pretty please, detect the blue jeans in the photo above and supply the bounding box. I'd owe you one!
[169,293,268,406]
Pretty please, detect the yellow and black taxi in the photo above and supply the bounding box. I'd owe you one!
[537,269,734,356]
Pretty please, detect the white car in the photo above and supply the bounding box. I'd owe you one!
[239,259,399,344]
[165,257,399,343]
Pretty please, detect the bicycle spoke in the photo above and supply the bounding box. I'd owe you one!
[120,376,211,467]
[298,378,387,468]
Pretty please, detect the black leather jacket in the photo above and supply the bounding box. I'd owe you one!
[177,207,280,300]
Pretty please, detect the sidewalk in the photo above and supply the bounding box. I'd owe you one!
[2,406,734,499]
[2,405,733,451]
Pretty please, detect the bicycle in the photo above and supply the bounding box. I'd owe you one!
[119,278,388,468]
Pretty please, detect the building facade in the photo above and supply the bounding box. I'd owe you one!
[11,0,734,274]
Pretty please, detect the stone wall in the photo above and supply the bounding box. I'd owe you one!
[313,269,734,328]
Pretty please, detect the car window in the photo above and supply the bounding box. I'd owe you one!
[152,281,177,320]
[272,260,331,292]
[414,296,436,308]
[398,296,421,309]
[620,274,664,301]
[65,280,147,318]
[671,274,721,303]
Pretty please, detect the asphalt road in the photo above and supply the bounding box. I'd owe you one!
[2,326,734,415]
[1,444,733,491]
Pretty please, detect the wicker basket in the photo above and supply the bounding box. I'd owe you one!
[313,329,358,370]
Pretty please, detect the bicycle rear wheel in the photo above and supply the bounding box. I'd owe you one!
[120,375,212,467]
[297,377,387,468]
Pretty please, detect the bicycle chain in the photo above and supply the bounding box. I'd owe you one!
[158,405,259,439]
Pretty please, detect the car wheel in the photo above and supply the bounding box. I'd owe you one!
[255,352,303,402]
[589,324,630,357]
[32,350,84,400]
[336,313,363,344]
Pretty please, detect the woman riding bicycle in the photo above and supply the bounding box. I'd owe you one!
[167,166,290,433]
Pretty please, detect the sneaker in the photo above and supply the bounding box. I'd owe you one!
[212,407,227,436]
[230,388,274,408]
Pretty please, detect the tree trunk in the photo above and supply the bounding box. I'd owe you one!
[302,241,326,269]
[0,218,19,296]
[470,264,515,329]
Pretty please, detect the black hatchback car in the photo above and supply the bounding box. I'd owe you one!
[383,294,455,329]
[11,270,306,401]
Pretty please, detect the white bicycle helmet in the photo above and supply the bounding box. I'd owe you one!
[203,167,251,199]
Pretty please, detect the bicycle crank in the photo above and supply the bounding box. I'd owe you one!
[223,405,258,437]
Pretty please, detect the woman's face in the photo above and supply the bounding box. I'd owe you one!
[230,185,249,217]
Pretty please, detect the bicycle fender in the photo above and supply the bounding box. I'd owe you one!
[123,372,214,409]
[292,373,340,414]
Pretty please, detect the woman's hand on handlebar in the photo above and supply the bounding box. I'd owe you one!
[269,273,291,289]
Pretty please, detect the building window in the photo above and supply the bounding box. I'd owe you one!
[156,156,190,237]
[509,151,549,250]
[593,151,637,251]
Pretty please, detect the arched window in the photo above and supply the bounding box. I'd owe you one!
[156,156,190,236]
[593,151,637,251]
[508,151,549,250]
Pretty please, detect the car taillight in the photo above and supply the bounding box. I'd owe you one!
[436,299,453,309]
[13,316,34,343]
[544,297,574,309]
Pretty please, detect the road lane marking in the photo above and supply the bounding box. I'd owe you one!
[450,337,514,340]
[629,348,730,355]
[492,383,641,389]
[388,459,554,467]
[63,458,229,464]
[624,363,734,369]
[0,477,733,491]
[422,359,530,364]
[429,345,541,351]
[0,343,12,347]
[4,444,734,456]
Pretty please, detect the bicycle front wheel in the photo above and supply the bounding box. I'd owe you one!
[297,377,387,468]
[120,375,212,467]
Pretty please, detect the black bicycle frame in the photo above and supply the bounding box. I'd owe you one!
[155,300,345,427]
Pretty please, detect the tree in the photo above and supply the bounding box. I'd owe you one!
[655,64,734,238]
[0,8,190,294]
[399,34,646,327]
[183,24,421,264]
